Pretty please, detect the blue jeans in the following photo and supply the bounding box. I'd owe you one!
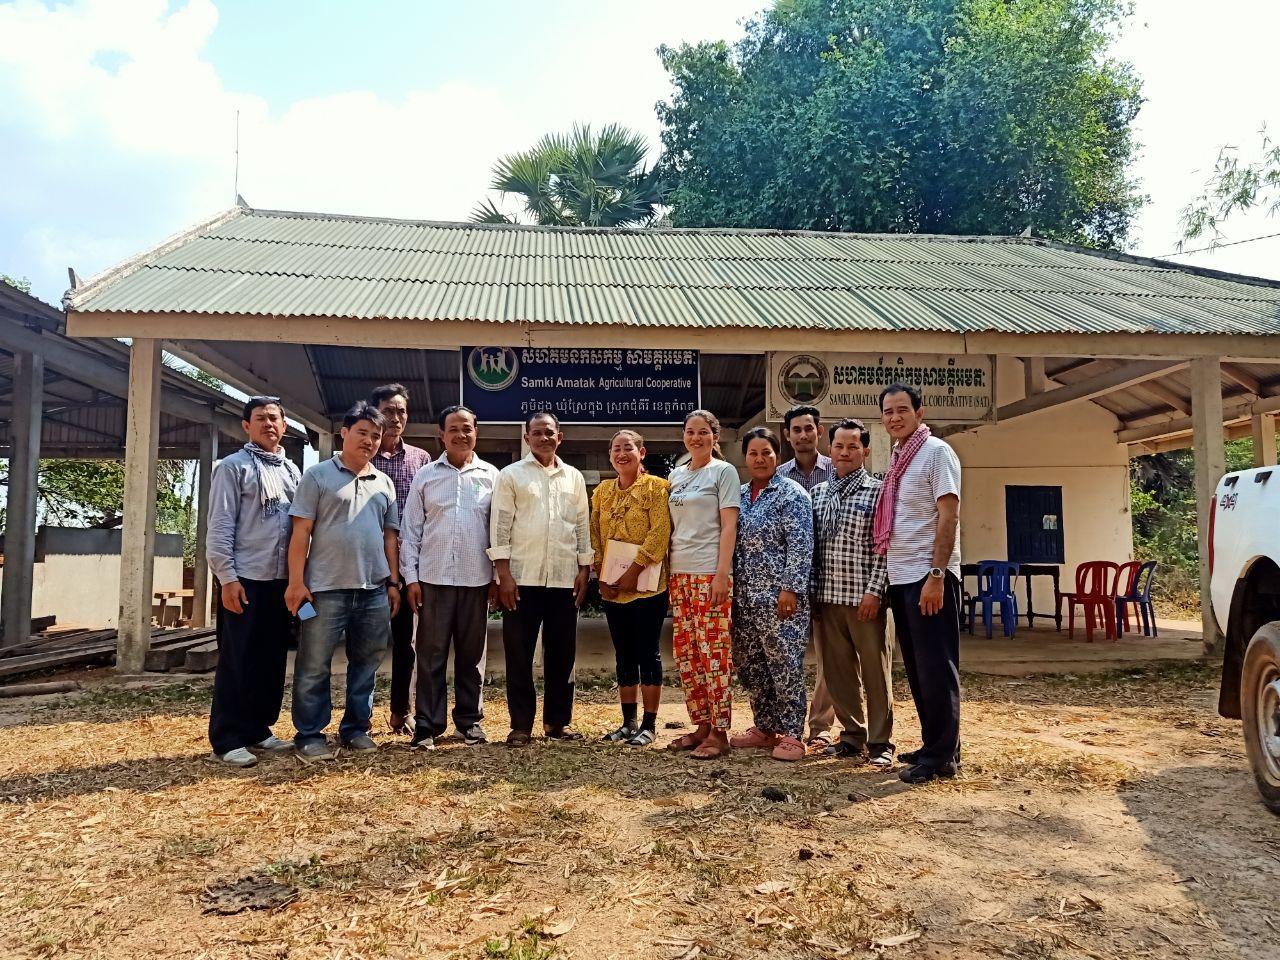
[292,587,391,745]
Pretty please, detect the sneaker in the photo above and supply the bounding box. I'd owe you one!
[602,723,639,743]
[823,741,867,760]
[868,746,895,768]
[254,735,294,752]
[295,741,336,765]
[215,747,258,768]
[460,724,488,746]
[410,732,436,751]
[343,733,378,753]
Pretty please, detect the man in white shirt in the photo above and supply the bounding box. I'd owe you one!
[488,410,593,746]
[400,404,499,750]
[876,383,963,784]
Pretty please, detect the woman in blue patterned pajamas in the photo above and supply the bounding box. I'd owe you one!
[730,426,815,762]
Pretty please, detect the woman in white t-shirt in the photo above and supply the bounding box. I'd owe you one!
[665,409,740,760]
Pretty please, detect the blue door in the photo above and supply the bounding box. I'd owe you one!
[1005,485,1064,564]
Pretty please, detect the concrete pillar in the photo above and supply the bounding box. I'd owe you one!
[286,441,304,472]
[1191,357,1226,655]
[1023,357,1047,398]
[1251,412,1277,468]
[191,424,218,628]
[317,431,334,460]
[1,351,43,649]
[117,338,162,673]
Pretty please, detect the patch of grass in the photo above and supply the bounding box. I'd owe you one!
[261,853,364,891]
[155,833,225,862]
[968,746,1139,791]
[481,930,556,960]
[39,681,210,715]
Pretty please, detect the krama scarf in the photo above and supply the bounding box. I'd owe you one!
[872,424,931,555]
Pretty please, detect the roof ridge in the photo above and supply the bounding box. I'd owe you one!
[190,233,1189,275]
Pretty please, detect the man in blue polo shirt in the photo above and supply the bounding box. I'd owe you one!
[286,403,401,763]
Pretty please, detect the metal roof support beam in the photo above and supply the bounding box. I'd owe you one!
[0,318,243,435]
[165,340,332,435]
[1131,379,1193,416]
[1117,391,1280,444]
[1221,362,1264,396]
[1192,356,1226,655]
[117,338,162,674]
[1,351,43,650]
[996,360,1188,424]
[1253,413,1277,468]
[191,424,219,629]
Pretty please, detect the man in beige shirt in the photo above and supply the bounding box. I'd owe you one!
[488,410,593,746]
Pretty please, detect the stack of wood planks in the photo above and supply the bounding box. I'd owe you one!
[0,626,219,680]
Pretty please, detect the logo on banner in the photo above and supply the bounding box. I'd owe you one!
[466,347,519,392]
[777,353,829,405]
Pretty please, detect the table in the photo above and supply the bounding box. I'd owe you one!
[960,563,1062,631]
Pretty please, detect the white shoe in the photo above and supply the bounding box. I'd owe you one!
[255,735,294,752]
[216,747,258,768]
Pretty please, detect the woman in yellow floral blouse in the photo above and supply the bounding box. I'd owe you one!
[590,429,672,747]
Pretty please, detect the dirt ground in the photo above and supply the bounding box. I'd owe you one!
[0,662,1276,960]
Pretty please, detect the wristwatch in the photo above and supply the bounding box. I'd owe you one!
[928,567,945,579]
[389,579,404,590]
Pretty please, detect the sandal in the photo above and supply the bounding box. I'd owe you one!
[626,728,656,747]
[730,726,779,750]
[388,711,411,736]
[602,724,639,743]
[666,732,705,751]
[506,730,532,747]
[691,735,731,760]
[771,736,805,762]
[545,727,585,742]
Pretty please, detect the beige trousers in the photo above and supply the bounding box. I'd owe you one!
[813,602,894,748]
[806,632,836,738]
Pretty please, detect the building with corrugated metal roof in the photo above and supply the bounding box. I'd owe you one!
[56,202,1280,667]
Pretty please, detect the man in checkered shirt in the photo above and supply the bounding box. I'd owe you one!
[810,417,893,767]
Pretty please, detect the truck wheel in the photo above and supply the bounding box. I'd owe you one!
[1241,623,1280,814]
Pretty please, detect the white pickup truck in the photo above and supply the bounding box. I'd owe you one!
[1212,465,1280,813]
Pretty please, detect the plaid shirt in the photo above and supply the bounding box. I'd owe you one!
[810,468,888,605]
[372,440,431,515]
[777,453,833,493]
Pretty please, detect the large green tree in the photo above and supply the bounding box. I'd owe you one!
[656,0,1142,246]
[1181,129,1280,244]
[472,123,667,227]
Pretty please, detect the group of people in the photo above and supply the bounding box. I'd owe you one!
[206,379,964,785]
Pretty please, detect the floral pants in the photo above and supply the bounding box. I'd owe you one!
[669,573,733,732]
[732,593,809,739]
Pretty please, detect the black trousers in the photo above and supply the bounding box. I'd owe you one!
[502,586,578,732]
[601,592,667,687]
[208,578,291,754]
[388,596,416,716]
[413,584,490,736]
[888,572,962,769]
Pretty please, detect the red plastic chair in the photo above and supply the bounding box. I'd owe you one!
[1059,561,1120,642]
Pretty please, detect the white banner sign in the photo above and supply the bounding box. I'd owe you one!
[766,352,996,424]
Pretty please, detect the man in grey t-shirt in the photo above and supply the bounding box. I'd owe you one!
[286,403,401,763]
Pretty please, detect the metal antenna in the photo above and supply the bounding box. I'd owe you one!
[233,109,240,202]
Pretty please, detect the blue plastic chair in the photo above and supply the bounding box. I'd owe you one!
[967,561,1020,638]
[1115,560,1158,637]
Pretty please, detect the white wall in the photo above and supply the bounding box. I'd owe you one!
[946,356,1133,613]
[0,527,184,630]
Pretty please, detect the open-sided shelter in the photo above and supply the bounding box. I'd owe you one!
[63,203,1280,669]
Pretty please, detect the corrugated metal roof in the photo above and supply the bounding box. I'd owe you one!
[68,206,1280,336]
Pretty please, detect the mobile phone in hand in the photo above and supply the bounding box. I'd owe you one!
[297,601,317,621]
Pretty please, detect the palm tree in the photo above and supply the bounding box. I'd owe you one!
[471,124,667,227]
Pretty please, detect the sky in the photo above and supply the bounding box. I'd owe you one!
[1,0,1277,307]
